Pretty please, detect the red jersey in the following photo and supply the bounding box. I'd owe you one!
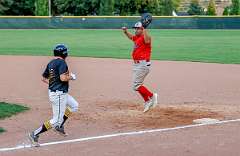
[131,35,151,61]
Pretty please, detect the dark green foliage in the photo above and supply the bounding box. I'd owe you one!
[187,0,205,15]
[0,0,13,15]
[206,0,216,15]
[223,6,231,15]
[0,0,181,16]
[160,0,174,15]
[53,0,100,15]
[114,0,136,15]
[230,0,240,15]
[1,0,35,15]
[99,0,114,15]
[223,0,240,16]
[35,0,49,16]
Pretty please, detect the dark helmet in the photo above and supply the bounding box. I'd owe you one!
[53,44,68,59]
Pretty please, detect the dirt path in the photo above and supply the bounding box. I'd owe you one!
[0,56,240,155]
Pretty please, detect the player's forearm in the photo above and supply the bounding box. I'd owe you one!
[122,27,133,40]
[60,74,72,82]
[60,72,76,82]
[124,31,133,40]
[42,77,49,84]
[143,29,151,43]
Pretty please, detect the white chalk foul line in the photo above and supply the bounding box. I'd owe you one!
[1,118,240,152]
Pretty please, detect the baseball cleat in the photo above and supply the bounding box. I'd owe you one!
[54,125,68,137]
[152,93,158,108]
[28,132,40,147]
[143,100,152,113]
[143,93,158,113]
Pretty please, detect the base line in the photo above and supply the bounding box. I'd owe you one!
[1,118,240,152]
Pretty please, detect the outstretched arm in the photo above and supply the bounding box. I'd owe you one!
[122,27,134,40]
[142,28,151,44]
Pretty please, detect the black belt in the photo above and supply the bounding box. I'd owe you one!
[49,90,67,93]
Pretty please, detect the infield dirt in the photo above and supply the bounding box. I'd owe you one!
[0,56,240,156]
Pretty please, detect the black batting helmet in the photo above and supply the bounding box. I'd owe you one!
[53,44,68,59]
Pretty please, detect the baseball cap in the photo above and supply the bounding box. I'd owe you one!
[132,21,143,28]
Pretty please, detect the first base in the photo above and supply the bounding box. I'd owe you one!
[193,118,220,124]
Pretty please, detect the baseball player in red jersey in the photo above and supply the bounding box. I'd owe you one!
[122,21,158,113]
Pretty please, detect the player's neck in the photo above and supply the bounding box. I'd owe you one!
[55,56,64,60]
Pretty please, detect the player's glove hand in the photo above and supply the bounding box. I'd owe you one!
[141,13,152,29]
[70,73,76,80]
[122,27,127,33]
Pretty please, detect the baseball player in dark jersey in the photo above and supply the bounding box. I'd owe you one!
[122,22,158,113]
[28,44,78,147]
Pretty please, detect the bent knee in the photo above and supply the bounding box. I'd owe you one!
[71,101,79,112]
[71,105,78,112]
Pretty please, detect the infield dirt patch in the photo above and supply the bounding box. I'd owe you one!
[89,101,223,130]
[0,56,240,156]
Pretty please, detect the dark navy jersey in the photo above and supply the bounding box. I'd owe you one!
[42,58,69,93]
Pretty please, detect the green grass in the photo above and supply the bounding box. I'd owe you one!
[0,102,29,119]
[0,29,240,64]
[0,127,5,133]
[0,102,29,134]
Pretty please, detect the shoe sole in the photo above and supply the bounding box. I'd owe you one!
[143,102,151,113]
[28,133,40,147]
[143,107,150,113]
[143,93,158,113]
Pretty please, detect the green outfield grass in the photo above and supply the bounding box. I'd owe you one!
[0,102,29,119]
[0,29,240,64]
[0,127,5,133]
[0,102,29,134]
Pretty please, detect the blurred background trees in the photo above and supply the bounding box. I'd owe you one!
[0,0,180,16]
[0,0,238,16]
[0,0,35,15]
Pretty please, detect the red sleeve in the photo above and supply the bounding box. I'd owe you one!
[131,35,137,41]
